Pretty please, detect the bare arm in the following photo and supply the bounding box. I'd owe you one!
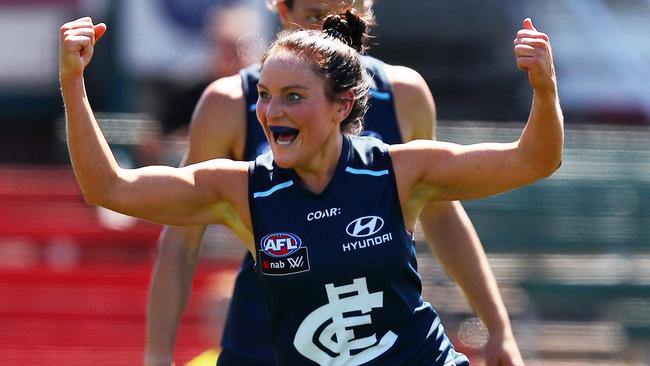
[393,18,562,215]
[419,204,523,365]
[60,18,249,230]
[60,20,252,365]
[388,65,523,365]
[145,77,247,366]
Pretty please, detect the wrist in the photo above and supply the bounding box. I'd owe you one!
[481,310,515,340]
[486,322,515,342]
[59,71,84,86]
[59,74,86,100]
[532,83,558,101]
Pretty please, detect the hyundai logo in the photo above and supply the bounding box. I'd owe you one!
[346,216,384,238]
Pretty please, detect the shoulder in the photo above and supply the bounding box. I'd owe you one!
[389,140,459,179]
[390,139,453,164]
[189,158,252,229]
[201,74,245,104]
[388,140,454,202]
[383,64,428,95]
[196,74,246,118]
[186,74,247,162]
[382,64,437,141]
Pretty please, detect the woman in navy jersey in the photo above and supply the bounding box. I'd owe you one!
[149,2,524,365]
[60,9,562,366]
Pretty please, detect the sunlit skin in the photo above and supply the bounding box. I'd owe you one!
[277,0,368,30]
[256,51,353,193]
[59,14,560,366]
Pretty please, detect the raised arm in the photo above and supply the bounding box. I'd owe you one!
[388,65,523,365]
[392,18,563,209]
[59,17,249,229]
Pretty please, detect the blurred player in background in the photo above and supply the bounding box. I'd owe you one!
[145,1,525,365]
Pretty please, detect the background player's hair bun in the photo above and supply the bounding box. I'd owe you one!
[322,8,368,53]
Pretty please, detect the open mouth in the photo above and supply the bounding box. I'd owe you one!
[269,126,300,146]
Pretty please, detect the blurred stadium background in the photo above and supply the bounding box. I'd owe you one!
[1,0,650,365]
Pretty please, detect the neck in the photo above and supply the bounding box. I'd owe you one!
[294,133,344,194]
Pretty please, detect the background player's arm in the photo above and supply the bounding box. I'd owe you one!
[146,76,246,366]
[388,64,524,365]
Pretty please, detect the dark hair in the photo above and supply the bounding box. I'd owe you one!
[261,9,371,134]
[282,0,376,29]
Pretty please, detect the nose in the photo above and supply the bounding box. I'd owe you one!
[261,96,284,123]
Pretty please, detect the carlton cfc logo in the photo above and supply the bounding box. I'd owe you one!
[261,233,302,258]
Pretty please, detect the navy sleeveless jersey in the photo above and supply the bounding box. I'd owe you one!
[219,57,406,365]
[248,136,469,365]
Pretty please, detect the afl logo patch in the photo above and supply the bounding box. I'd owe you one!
[261,232,302,258]
[346,216,384,238]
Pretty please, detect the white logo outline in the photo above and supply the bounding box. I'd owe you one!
[345,216,384,238]
[293,277,397,365]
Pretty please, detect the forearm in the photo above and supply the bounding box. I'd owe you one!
[420,201,512,336]
[518,90,564,177]
[515,19,564,178]
[61,75,121,205]
[145,226,205,366]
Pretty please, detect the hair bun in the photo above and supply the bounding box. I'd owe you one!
[322,9,368,53]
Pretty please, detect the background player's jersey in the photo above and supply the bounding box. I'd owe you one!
[248,136,469,365]
[219,56,404,365]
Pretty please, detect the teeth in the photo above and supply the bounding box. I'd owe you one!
[277,139,292,145]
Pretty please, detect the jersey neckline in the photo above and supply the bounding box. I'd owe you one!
[284,135,352,200]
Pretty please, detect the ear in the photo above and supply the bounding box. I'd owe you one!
[335,91,355,124]
[276,0,292,28]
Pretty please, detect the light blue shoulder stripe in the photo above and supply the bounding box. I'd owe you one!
[345,167,389,176]
[369,89,391,101]
[253,180,294,198]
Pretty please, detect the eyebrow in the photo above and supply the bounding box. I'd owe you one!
[257,83,309,91]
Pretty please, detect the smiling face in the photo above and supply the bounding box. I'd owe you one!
[256,51,349,170]
[278,0,368,30]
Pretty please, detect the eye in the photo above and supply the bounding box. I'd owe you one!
[307,13,323,23]
[258,90,271,100]
[286,93,302,102]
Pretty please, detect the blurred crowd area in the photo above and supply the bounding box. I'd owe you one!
[1,0,650,365]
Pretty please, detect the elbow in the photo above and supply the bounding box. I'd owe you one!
[78,172,122,208]
[535,161,560,181]
[81,188,110,207]
[529,151,563,180]
[518,137,563,181]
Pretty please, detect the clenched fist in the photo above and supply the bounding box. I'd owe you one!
[514,18,556,95]
[59,17,107,80]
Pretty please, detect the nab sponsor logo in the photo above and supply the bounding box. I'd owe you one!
[259,246,310,276]
[346,216,384,238]
[262,232,302,258]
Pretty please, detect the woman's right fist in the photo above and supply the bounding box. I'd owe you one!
[59,17,107,80]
